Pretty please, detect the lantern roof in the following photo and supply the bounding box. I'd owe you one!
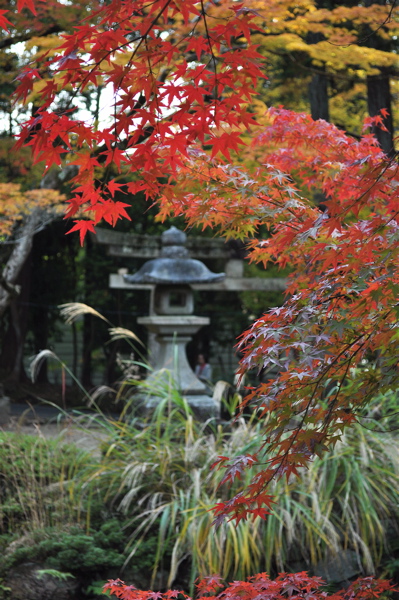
[124,226,225,285]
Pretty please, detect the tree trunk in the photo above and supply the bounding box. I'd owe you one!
[0,208,43,317]
[307,31,329,122]
[0,254,32,381]
[309,70,330,121]
[367,73,394,156]
[0,165,78,382]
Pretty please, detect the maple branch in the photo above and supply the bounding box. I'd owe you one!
[200,0,219,122]
[63,0,175,111]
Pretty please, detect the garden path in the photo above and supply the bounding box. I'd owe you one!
[2,403,109,457]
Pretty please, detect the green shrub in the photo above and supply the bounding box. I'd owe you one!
[4,520,124,574]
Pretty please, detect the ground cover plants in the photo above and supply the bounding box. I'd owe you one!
[0,431,89,536]
[2,333,399,597]
[2,302,399,596]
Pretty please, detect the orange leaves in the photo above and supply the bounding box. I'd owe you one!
[70,152,101,172]
[104,572,396,600]
[0,183,65,238]
[208,132,246,161]
[92,200,132,226]
[13,0,265,243]
[195,109,399,524]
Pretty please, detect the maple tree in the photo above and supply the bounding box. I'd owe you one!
[103,572,396,600]
[5,0,399,526]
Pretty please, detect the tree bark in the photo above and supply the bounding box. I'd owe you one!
[0,254,32,381]
[0,208,44,317]
[0,165,78,381]
[307,31,329,122]
[0,165,78,318]
[309,70,330,121]
[367,73,395,156]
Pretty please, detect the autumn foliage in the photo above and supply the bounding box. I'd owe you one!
[0,183,64,238]
[11,0,264,241]
[103,573,396,600]
[5,0,399,526]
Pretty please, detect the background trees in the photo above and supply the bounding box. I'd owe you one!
[254,0,398,150]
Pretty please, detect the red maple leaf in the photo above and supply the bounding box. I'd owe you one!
[17,0,37,14]
[106,179,126,198]
[0,10,13,31]
[66,220,96,246]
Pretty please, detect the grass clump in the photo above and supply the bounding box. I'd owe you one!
[0,432,90,535]
[4,520,126,576]
[75,393,399,589]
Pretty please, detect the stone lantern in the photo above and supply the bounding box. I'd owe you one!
[124,226,225,419]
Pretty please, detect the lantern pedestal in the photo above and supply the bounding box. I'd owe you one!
[138,315,220,419]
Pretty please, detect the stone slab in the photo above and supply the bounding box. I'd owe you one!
[110,273,287,292]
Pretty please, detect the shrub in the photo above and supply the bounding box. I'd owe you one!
[4,521,125,576]
[27,314,399,590]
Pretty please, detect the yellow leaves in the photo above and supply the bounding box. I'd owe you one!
[249,99,272,128]
[25,35,62,51]
[304,41,399,75]
[259,32,399,75]
[0,183,65,238]
[23,34,65,66]
[329,83,367,136]
[256,33,304,54]
[250,0,399,91]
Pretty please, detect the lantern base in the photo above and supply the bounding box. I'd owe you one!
[145,393,220,421]
[137,315,220,420]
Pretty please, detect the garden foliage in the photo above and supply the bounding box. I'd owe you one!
[103,572,395,600]
[0,432,88,534]
[2,342,399,592]
[92,403,399,586]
